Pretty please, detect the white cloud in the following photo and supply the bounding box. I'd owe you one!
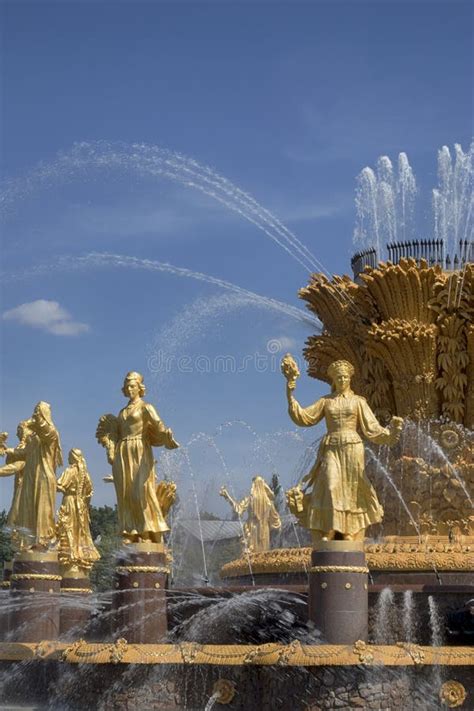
[2,299,89,336]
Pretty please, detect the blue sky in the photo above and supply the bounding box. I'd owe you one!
[1,0,472,516]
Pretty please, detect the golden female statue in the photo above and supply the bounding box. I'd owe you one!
[220,476,281,552]
[0,420,33,542]
[57,449,100,572]
[3,402,62,550]
[96,371,179,544]
[282,356,403,544]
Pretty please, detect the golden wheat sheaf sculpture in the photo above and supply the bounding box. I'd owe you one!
[301,259,473,427]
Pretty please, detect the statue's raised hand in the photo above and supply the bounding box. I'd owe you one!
[281,353,300,390]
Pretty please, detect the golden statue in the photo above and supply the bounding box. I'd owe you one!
[1,403,62,550]
[96,371,179,544]
[56,449,100,572]
[220,476,281,552]
[0,421,33,544]
[282,356,403,544]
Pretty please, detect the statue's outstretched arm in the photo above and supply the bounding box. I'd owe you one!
[145,404,179,449]
[358,398,403,446]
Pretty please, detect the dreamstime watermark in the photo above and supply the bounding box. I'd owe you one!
[147,339,309,375]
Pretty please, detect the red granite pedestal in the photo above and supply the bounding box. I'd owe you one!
[113,542,169,643]
[309,540,368,644]
[9,550,61,641]
[60,567,94,639]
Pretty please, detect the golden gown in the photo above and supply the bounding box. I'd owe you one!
[12,418,61,548]
[57,464,100,568]
[113,400,175,538]
[238,483,281,552]
[0,443,27,531]
[288,390,392,536]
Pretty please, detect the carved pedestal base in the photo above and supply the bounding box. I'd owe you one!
[60,567,94,639]
[9,550,61,642]
[309,541,368,644]
[113,542,169,643]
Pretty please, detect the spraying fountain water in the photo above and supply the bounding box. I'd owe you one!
[354,141,472,261]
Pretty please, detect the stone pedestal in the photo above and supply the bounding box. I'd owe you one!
[113,542,169,643]
[10,550,61,641]
[309,540,368,644]
[60,566,94,639]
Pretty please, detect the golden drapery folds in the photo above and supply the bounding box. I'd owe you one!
[0,421,33,540]
[283,357,402,540]
[57,449,100,572]
[5,402,62,550]
[220,476,281,552]
[97,372,179,543]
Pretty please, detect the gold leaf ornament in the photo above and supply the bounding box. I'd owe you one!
[439,680,467,708]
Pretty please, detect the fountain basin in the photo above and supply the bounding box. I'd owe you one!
[0,641,472,710]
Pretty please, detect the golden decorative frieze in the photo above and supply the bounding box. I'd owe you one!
[220,540,474,578]
[1,641,473,667]
[110,638,129,664]
[309,565,369,574]
[61,587,93,594]
[115,565,169,574]
[353,640,374,665]
[11,573,62,582]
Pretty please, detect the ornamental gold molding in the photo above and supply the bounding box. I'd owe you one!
[212,679,236,705]
[11,573,62,582]
[0,641,472,667]
[309,566,369,574]
[115,565,169,574]
[61,587,93,594]
[439,680,468,708]
[220,540,474,578]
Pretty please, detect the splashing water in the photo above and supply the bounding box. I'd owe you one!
[428,595,443,647]
[0,140,325,273]
[366,448,421,537]
[406,421,473,508]
[2,252,320,332]
[433,142,474,254]
[147,292,316,388]
[186,431,255,585]
[204,692,220,711]
[373,587,395,644]
[0,139,365,318]
[354,141,473,255]
[354,153,417,254]
[402,590,416,643]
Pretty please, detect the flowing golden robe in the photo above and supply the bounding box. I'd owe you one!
[12,417,61,548]
[288,390,392,536]
[0,441,27,531]
[57,464,100,569]
[113,400,175,537]
[237,480,281,552]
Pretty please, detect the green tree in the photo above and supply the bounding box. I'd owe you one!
[270,473,283,512]
[89,505,120,592]
[0,510,13,570]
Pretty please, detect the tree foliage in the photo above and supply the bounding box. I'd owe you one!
[0,510,14,569]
